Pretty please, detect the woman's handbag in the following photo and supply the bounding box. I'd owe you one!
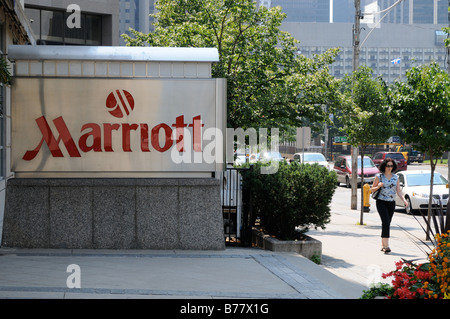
[371,173,382,199]
[371,187,381,199]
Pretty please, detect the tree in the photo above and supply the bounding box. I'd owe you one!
[340,66,394,225]
[441,6,450,208]
[389,62,450,239]
[122,0,341,131]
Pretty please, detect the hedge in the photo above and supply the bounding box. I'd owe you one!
[241,161,337,240]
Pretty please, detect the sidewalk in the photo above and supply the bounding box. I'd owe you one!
[308,189,431,291]
[0,190,430,300]
[0,247,365,299]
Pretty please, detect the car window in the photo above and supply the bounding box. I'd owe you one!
[389,153,404,160]
[406,173,448,186]
[347,158,376,168]
[398,174,405,184]
[373,153,381,159]
[304,153,326,162]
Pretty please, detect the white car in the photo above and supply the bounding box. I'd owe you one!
[396,170,449,214]
[293,152,331,170]
[259,151,284,162]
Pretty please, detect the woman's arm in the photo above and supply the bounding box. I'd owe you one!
[371,175,384,193]
[396,179,408,207]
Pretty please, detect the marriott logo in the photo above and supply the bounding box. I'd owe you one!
[23,90,204,161]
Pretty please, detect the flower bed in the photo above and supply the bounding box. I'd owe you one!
[364,230,450,299]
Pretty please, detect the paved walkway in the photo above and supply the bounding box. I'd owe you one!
[308,187,431,291]
[0,247,358,299]
[0,188,431,300]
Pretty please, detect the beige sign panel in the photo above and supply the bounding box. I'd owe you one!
[12,78,226,177]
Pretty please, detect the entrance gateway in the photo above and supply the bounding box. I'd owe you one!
[2,45,226,249]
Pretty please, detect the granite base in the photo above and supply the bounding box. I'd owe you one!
[2,178,225,250]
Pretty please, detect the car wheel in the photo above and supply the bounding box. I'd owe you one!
[346,176,351,188]
[405,196,413,215]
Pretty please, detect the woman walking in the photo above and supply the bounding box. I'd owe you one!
[371,158,408,253]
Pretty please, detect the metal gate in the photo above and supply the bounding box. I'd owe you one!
[220,165,252,246]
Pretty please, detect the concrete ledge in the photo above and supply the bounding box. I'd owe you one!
[252,228,322,260]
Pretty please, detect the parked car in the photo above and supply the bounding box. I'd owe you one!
[372,152,407,172]
[334,155,380,188]
[292,152,331,170]
[259,151,284,162]
[396,170,449,214]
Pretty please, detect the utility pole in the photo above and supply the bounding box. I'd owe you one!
[351,0,362,210]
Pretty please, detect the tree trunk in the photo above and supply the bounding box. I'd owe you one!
[426,152,436,241]
[360,147,365,225]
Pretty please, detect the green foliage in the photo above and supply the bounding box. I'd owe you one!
[123,0,342,130]
[310,254,321,265]
[388,62,450,160]
[339,66,394,149]
[338,66,395,223]
[241,161,337,240]
[0,56,11,85]
[389,62,450,238]
[360,283,394,299]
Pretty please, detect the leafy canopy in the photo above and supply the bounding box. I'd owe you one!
[123,0,341,130]
[389,62,450,159]
[339,66,394,149]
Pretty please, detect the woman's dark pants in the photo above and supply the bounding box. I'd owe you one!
[376,199,396,238]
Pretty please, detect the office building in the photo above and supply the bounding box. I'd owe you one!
[260,0,450,82]
[119,0,155,45]
[23,0,119,46]
[0,0,34,237]
[0,1,119,238]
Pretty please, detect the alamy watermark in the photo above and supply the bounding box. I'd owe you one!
[170,126,281,174]
[66,264,81,288]
[66,4,81,29]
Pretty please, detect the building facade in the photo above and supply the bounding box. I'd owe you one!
[119,0,155,45]
[0,0,34,238]
[0,0,120,243]
[24,0,119,46]
[261,0,449,82]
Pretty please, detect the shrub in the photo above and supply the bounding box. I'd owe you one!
[241,161,337,240]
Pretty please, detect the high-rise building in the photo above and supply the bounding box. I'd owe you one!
[260,0,449,82]
[119,0,155,45]
[267,0,449,25]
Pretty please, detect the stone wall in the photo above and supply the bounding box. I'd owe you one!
[2,178,225,250]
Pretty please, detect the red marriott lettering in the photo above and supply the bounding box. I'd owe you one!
[23,115,204,161]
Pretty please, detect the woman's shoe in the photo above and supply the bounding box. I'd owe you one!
[381,247,391,253]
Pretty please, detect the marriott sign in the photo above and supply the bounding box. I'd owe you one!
[12,78,226,177]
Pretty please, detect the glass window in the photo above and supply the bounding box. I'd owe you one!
[41,10,64,44]
[24,8,41,41]
[86,15,102,45]
[25,7,102,46]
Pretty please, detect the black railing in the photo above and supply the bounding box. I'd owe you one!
[220,165,253,246]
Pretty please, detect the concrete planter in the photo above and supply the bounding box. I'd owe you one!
[252,228,322,260]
